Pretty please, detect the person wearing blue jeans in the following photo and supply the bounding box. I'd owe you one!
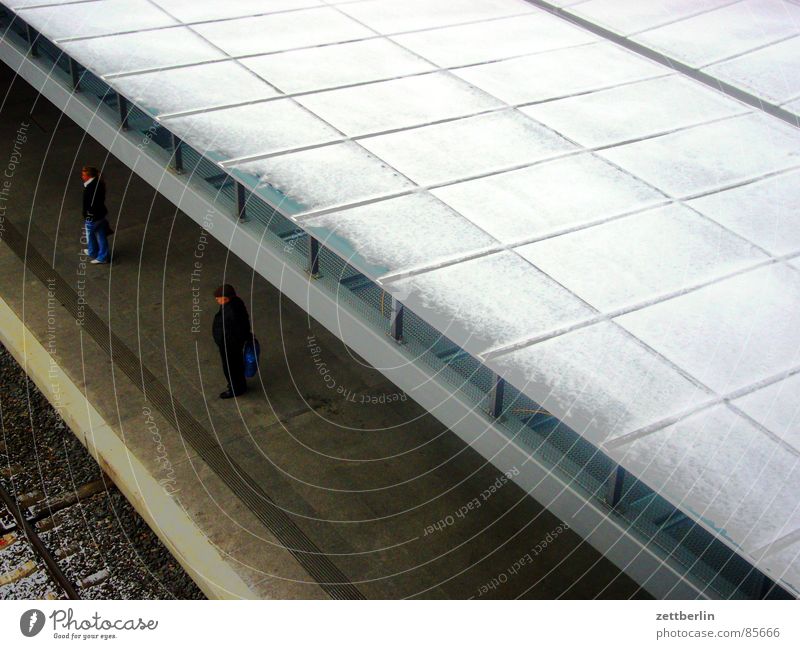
[84,218,109,264]
[81,166,110,265]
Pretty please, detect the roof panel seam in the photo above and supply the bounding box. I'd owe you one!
[481,258,785,360]
[619,0,746,38]
[752,529,800,559]
[219,78,745,170]
[43,3,539,44]
[103,32,600,85]
[136,0,285,100]
[608,404,800,589]
[695,31,800,69]
[605,365,800,454]
[377,198,677,285]
[524,0,800,129]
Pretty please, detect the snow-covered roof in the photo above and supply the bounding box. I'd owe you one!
[560,0,800,114]
[9,0,800,593]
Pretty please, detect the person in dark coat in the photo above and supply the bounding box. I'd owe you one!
[80,165,110,264]
[212,284,251,399]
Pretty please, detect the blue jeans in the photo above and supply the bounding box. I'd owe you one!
[85,219,109,263]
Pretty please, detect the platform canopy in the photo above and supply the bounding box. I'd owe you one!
[565,0,800,113]
[10,0,800,593]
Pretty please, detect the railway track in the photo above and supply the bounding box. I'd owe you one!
[0,344,203,600]
[0,475,87,599]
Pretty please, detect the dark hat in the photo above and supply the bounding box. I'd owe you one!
[214,284,237,298]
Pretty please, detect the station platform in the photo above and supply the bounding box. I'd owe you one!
[0,61,645,599]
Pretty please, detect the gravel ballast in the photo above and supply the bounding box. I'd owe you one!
[0,343,204,600]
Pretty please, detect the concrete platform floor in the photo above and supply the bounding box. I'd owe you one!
[0,61,647,599]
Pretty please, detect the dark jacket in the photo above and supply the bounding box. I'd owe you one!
[82,178,108,222]
[212,296,251,350]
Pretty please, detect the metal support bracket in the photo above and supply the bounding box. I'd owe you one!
[307,236,320,278]
[170,133,184,174]
[758,573,776,599]
[117,94,129,130]
[26,25,38,57]
[606,465,626,508]
[68,58,81,92]
[487,374,505,418]
[389,297,404,342]
[236,182,249,222]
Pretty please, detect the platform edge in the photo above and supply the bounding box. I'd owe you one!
[0,294,257,600]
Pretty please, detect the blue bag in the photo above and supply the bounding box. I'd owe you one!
[243,336,260,378]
